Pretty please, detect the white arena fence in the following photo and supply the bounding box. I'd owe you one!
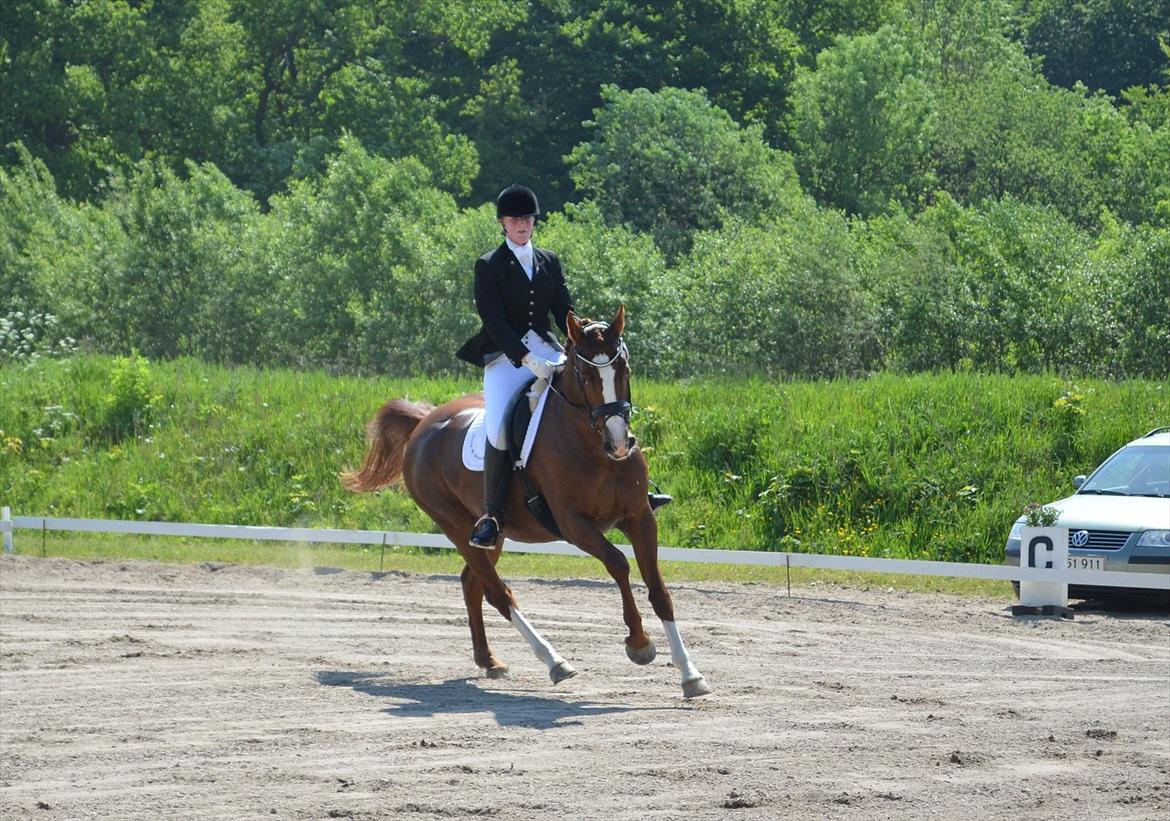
[2,507,1167,591]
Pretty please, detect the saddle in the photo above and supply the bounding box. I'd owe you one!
[507,378,562,540]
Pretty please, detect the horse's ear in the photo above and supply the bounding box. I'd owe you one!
[608,305,626,339]
[566,310,585,345]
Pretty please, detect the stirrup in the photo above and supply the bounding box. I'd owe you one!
[649,493,673,512]
[469,514,501,549]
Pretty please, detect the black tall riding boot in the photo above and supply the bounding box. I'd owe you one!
[648,478,672,512]
[649,491,673,512]
[469,444,511,549]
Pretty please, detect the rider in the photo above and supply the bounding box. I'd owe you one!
[456,184,669,550]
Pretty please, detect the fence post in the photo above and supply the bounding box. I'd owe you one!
[2,506,12,554]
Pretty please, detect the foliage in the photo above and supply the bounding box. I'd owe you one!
[1018,0,1170,96]
[865,193,1128,374]
[99,158,269,361]
[1,1,1168,380]
[658,207,880,377]
[791,23,937,216]
[0,144,120,329]
[265,136,485,373]
[94,354,162,443]
[567,85,806,258]
[536,201,671,370]
[0,311,76,363]
[1021,503,1061,527]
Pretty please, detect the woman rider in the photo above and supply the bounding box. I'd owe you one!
[456,184,669,549]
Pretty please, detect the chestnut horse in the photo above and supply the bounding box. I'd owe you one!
[344,306,711,698]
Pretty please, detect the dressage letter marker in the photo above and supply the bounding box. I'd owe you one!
[1013,526,1072,619]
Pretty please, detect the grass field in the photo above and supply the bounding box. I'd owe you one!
[2,354,1167,567]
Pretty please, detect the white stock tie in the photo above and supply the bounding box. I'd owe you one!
[516,248,533,279]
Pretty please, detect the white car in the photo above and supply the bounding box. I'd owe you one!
[1005,427,1170,599]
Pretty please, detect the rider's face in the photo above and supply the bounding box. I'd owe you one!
[500,215,535,245]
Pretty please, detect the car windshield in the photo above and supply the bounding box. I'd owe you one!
[1079,445,1170,497]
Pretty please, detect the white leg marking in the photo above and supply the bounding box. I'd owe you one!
[662,619,707,687]
[510,606,566,670]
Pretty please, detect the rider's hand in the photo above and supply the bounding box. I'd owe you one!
[522,352,556,381]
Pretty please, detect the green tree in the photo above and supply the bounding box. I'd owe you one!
[658,206,879,377]
[266,135,477,373]
[857,208,980,371]
[226,0,484,199]
[1093,218,1170,376]
[913,194,1118,373]
[454,0,806,208]
[0,0,164,198]
[567,85,805,259]
[790,24,937,217]
[1019,0,1170,96]
[99,158,267,361]
[0,143,123,341]
[536,201,670,370]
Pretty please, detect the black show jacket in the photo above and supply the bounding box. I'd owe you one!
[456,242,574,368]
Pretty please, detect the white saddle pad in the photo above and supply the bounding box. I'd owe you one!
[462,382,552,472]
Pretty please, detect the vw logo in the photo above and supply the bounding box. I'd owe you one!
[1070,529,1090,547]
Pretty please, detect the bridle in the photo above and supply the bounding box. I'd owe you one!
[551,324,632,435]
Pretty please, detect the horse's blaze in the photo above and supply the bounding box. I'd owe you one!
[593,351,633,459]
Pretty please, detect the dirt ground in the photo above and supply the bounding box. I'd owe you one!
[1,554,1168,820]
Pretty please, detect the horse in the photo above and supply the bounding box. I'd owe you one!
[343,305,711,698]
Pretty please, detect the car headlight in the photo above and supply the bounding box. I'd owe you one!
[1137,530,1170,547]
[1008,520,1023,540]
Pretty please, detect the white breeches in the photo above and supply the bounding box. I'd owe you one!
[483,329,564,449]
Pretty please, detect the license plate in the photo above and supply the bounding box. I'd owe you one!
[1067,555,1105,571]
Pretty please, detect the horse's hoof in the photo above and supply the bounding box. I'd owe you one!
[485,665,509,679]
[682,676,713,699]
[625,639,657,666]
[549,661,578,684]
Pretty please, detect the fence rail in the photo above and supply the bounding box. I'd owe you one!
[1,509,1167,590]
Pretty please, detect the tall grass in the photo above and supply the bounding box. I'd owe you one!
[2,355,1166,563]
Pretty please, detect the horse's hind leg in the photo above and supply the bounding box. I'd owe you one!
[459,564,509,678]
[426,511,511,678]
[458,542,577,685]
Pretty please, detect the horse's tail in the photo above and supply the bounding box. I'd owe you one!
[341,398,435,492]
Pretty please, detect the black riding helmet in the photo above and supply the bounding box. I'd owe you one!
[496,184,540,218]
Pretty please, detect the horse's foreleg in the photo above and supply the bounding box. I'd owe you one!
[458,543,577,685]
[460,565,509,678]
[626,510,712,699]
[562,514,655,665]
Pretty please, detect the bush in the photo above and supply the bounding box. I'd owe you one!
[0,312,77,364]
[94,354,161,443]
[99,158,267,361]
[657,207,879,377]
[266,136,486,374]
[536,201,670,371]
[566,85,806,259]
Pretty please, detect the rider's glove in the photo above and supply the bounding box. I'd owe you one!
[521,352,557,381]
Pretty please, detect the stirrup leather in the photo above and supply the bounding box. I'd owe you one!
[469,514,501,549]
